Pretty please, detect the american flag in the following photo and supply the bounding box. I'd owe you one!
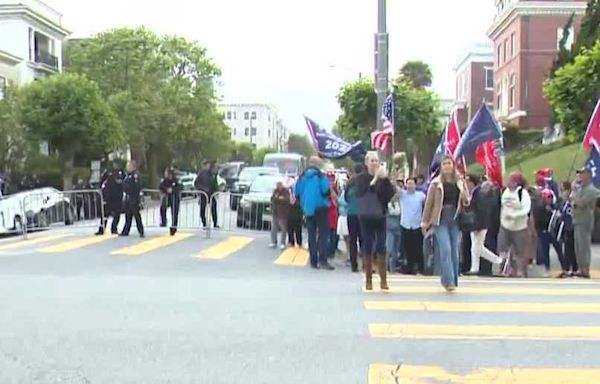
[371,94,394,153]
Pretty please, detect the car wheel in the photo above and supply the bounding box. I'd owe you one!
[35,211,49,228]
[13,215,24,234]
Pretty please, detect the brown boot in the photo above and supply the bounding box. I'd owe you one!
[365,254,373,290]
[378,255,389,290]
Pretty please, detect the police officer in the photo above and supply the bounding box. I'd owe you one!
[95,162,124,235]
[159,167,181,236]
[120,160,145,237]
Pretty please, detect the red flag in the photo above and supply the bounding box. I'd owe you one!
[583,99,600,151]
[476,141,503,187]
[446,110,461,156]
[371,127,393,153]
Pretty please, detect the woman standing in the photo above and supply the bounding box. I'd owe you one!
[422,156,470,291]
[345,164,365,273]
[355,152,396,290]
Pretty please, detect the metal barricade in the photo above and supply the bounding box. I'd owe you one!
[210,192,272,236]
[21,189,104,239]
[140,189,210,237]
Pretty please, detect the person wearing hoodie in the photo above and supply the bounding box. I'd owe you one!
[345,164,365,273]
[532,188,559,276]
[498,172,532,277]
[295,156,335,270]
[355,151,396,290]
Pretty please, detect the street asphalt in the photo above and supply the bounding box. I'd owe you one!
[0,205,600,383]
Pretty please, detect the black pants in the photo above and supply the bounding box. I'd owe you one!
[160,196,180,229]
[287,216,303,246]
[122,204,144,236]
[461,230,472,273]
[360,217,386,256]
[402,227,424,274]
[348,215,362,270]
[200,194,218,228]
[98,203,121,234]
[562,229,578,272]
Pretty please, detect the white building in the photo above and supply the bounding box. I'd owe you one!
[220,103,288,151]
[0,0,69,96]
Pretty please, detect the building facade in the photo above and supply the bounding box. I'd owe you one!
[454,42,495,128]
[488,0,586,129]
[0,0,69,97]
[220,103,288,151]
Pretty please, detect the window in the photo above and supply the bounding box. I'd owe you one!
[0,76,5,100]
[485,68,494,90]
[244,127,249,136]
[497,45,502,66]
[233,128,237,136]
[557,27,575,50]
[233,112,237,120]
[244,112,250,120]
[503,40,508,63]
[251,127,257,136]
[268,129,271,137]
[226,112,232,120]
[510,32,516,57]
[251,111,257,120]
[510,73,516,108]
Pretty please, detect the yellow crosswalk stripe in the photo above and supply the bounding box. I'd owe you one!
[368,323,600,340]
[0,233,70,251]
[274,247,309,266]
[198,236,254,260]
[368,364,600,384]
[363,285,600,296]
[111,233,193,256]
[364,300,600,314]
[382,276,600,285]
[41,234,117,253]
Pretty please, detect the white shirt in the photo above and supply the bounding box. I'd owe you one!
[500,187,531,231]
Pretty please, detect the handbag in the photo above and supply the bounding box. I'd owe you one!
[357,189,385,219]
[457,209,476,232]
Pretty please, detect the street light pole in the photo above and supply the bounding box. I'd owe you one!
[375,0,389,133]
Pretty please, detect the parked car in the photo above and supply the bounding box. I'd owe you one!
[219,162,246,191]
[174,170,196,192]
[0,187,76,234]
[229,167,279,210]
[236,174,283,230]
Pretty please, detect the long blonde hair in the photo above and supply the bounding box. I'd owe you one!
[440,155,458,183]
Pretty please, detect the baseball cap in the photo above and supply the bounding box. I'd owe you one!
[576,167,592,175]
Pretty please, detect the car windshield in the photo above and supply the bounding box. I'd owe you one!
[239,168,277,180]
[250,176,280,193]
[263,159,299,175]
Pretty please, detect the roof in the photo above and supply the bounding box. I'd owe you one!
[0,0,70,36]
[453,41,494,72]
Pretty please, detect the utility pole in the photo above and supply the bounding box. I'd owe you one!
[375,0,389,133]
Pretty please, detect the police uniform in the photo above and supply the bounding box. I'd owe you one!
[120,170,144,237]
[96,169,124,235]
[159,175,181,235]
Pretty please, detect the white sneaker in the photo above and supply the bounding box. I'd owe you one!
[269,243,276,248]
[279,244,286,250]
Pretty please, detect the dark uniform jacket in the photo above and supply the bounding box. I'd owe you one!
[194,169,217,195]
[123,171,142,208]
[101,170,124,209]
[159,176,181,204]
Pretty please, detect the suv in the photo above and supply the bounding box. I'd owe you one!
[229,167,279,210]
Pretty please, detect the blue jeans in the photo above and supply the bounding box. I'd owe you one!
[327,229,339,259]
[306,207,329,267]
[386,216,402,272]
[434,208,461,287]
[536,230,551,270]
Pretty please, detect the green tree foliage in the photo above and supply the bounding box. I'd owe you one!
[253,147,277,166]
[0,85,27,179]
[334,78,377,144]
[18,73,123,189]
[399,60,433,89]
[286,133,315,157]
[230,142,255,164]
[574,0,600,54]
[544,40,600,138]
[65,27,231,185]
[550,13,575,78]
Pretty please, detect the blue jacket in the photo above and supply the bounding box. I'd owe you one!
[295,167,330,216]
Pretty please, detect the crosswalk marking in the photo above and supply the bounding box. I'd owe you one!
[362,285,600,296]
[0,233,70,251]
[368,323,600,340]
[111,233,194,256]
[368,364,600,384]
[198,236,254,260]
[384,275,600,285]
[274,247,309,267]
[364,300,600,313]
[41,234,117,253]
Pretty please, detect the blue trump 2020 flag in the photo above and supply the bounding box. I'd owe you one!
[453,104,502,159]
[585,143,600,187]
[429,131,446,177]
[305,117,365,160]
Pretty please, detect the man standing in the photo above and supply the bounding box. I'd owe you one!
[120,160,144,238]
[95,162,124,235]
[159,167,181,236]
[195,160,219,229]
[572,168,600,278]
[295,156,334,270]
[400,178,426,274]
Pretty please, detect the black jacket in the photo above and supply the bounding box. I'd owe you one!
[101,170,124,205]
[471,186,496,231]
[194,169,217,194]
[123,171,142,206]
[159,177,181,196]
[354,173,395,218]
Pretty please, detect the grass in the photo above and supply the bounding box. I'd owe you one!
[507,143,585,183]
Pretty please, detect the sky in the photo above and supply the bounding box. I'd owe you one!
[46,0,496,135]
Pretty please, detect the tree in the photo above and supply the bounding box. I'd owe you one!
[65,27,232,186]
[0,85,27,180]
[18,73,123,189]
[574,0,600,54]
[550,13,575,78]
[287,133,315,157]
[334,78,377,144]
[399,60,433,89]
[544,39,600,138]
[230,142,255,164]
[253,147,277,165]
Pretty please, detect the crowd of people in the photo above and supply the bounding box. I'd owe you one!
[279,153,600,291]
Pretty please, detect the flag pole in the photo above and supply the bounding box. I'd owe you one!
[566,150,581,181]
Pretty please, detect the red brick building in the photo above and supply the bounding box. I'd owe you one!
[488,0,586,129]
[454,42,495,128]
